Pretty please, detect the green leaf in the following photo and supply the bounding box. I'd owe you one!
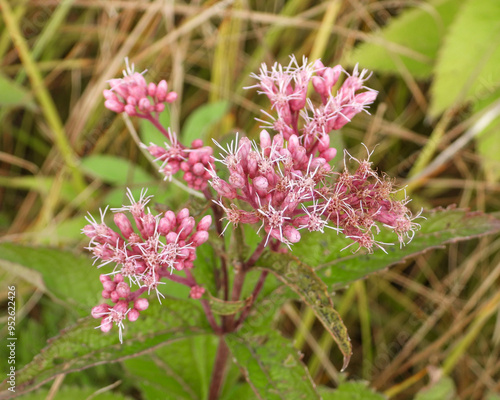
[0,243,101,316]
[414,375,456,400]
[0,73,35,109]
[15,386,134,400]
[292,208,500,289]
[124,335,245,400]
[139,108,171,145]
[347,0,461,78]
[205,292,248,316]
[473,92,500,182]
[256,252,352,371]
[182,101,229,146]
[0,297,210,398]
[430,0,500,115]
[225,330,320,400]
[80,155,155,185]
[319,381,387,400]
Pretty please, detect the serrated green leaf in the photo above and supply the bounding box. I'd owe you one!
[15,385,134,400]
[430,0,500,115]
[473,92,500,182]
[256,252,352,371]
[347,0,461,78]
[182,101,229,146]
[0,243,101,316]
[0,297,210,399]
[81,155,154,185]
[319,381,387,400]
[0,73,35,109]
[225,330,320,400]
[289,208,500,289]
[414,375,456,400]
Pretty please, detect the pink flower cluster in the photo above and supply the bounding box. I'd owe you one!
[145,136,215,191]
[247,56,377,149]
[103,58,177,116]
[83,189,210,342]
[209,56,419,251]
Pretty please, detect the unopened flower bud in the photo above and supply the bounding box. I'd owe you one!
[134,298,149,311]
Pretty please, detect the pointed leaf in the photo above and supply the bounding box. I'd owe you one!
[347,0,461,78]
[182,101,229,145]
[0,73,35,109]
[81,155,155,185]
[289,208,500,289]
[14,386,134,400]
[318,381,386,400]
[0,298,210,399]
[430,0,500,115]
[256,251,352,370]
[0,243,101,316]
[225,330,320,400]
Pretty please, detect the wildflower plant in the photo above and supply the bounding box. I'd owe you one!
[77,55,428,398]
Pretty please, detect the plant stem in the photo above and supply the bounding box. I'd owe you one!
[235,270,268,328]
[208,337,230,400]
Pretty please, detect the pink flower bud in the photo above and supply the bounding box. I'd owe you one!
[102,290,111,299]
[192,163,205,176]
[134,298,149,311]
[100,318,113,333]
[110,291,120,303]
[229,172,246,189]
[156,80,168,101]
[116,282,131,298]
[91,304,109,319]
[114,213,134,238]
[165,92,178,103]
[260,129,271,149]
[191,230,209,246]
[147,82,157,97]
[128,308,140,322]
[176,208,190,224]
[155,103,165,112]
[284,225,301,243]
[190,285,205,299]
[103,281,116,292]
[124,104,136,116]
[104,99,125,113]
[114,301,129,313]
[197,215,212,231]
[114,274,124,283]
[100,274,111,283]
[321,148,337,162]
[178,217,195,239]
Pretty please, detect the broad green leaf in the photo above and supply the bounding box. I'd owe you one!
[225,330,320,400]
[182,101,229,146]
[430,0,500,115]
[80,155,155,185]
[0,73,35,109]
[256,252,352,370]
[139,108,171,145]
[414,375,456,400]
[15,386,133,400]
[347,0,461,78]
[319,381,386,400]
[124,335,245,400]
[473,92,500,182]
[0,297,210,399]
[291,208,500,289]
[0,243,101,316]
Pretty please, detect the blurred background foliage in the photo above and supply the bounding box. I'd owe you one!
[1,0,500,399]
